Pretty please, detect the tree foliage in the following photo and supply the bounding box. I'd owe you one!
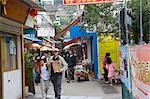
[129,0,150,43]
[54,23,62,34]
[83,3,119,34]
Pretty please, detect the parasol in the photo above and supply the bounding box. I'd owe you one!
[40,46,53,51]
[63,42,81,50]
[25,43,42,49]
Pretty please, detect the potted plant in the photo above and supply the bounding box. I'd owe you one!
[24,51,35,95]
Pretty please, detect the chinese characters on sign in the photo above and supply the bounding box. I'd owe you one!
[129,45,150,99]
[63,0,119,5]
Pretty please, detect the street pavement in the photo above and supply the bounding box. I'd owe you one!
[25,78,122,99]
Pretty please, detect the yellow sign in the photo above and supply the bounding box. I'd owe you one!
[98,34,120,74]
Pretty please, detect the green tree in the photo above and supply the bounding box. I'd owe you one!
[129,0,150,43]
[83,3,119,35]
[54,24,62,34]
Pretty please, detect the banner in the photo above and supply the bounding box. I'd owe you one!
[129,44,150,99]
[63,0,120,5]
[120,46,131,92]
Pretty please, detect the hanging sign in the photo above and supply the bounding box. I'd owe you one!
[63,0,120,5]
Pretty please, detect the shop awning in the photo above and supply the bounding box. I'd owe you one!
[54,16,81,39]
[64,38,80,46]
[24,35,42,42]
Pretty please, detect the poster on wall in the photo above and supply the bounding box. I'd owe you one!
[98,34,120,74]
[129,44,150,99]
[120,46,131,92]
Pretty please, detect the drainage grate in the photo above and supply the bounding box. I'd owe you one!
[102,85,118,94]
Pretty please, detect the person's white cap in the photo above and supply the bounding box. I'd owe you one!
[41,56,46,59]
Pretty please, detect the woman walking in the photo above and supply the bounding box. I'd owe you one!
[39,58,50,99]
[106,57,116,86]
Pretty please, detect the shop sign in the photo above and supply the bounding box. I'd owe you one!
[129,44,150,99]
[25,15,35,28]
[63,0,121,5]
[120,46,131,92]
[37,28,55,37]
[1,0,29,24]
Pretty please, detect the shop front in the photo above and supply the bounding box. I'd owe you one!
[64,26,98,79]
[0,17,25,99]
[0,0,43,99]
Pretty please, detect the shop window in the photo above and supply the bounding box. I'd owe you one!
[1,35,18,71]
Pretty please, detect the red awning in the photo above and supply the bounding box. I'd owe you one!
[54,16,81,39]
[64,38,80,46]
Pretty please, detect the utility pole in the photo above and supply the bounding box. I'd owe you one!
[140,0,143,43]
[125,0,128,45]
[124,0,132,98]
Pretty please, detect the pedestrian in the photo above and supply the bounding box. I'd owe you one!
[106,57,116,86]
[41,51,50,64]
[102,52,110,83]
[66,49,76,83]
[39,58,50,99]
[49,48,68,99]
[62,49,69,79]
[34,56,41,84]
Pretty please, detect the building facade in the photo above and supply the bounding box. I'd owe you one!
[0,0,43,99]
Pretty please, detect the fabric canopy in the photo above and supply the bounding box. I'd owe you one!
[24,35,42,42]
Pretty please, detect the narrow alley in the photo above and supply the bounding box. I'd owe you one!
[25,78,121,99]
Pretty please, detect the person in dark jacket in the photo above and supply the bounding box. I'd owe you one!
[102,52,110,83]
[62,50,69,78]
[66,49,76,83]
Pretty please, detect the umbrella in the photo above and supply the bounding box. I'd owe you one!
[32,43,41,48]
[25,43,42,49]
[40,46,53,51]
[63,42,81,50]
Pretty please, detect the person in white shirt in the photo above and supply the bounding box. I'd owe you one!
[40,58,50,99]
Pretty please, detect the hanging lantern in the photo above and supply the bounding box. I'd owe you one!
[0,0,7,15]
[29,9,38,17]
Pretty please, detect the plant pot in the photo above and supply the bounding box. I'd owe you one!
[25,86,29,96]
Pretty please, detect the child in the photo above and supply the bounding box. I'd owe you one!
[106,57,116,86]
[40,58,50,99]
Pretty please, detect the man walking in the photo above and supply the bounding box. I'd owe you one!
[49,48,68,99]
[66,49,76,83]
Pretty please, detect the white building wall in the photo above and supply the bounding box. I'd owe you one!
[3,36,22,99]
[87,38,92,63]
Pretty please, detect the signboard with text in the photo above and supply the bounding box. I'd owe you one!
[63,0,120,5]
[129,44,150,99]
[120,46,131,92]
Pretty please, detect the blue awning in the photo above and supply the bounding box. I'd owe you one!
[24,35,42,42]
[24,28,37,34]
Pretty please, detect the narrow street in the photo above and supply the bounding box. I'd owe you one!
[0,0,150,99]
[25,77,121,99]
